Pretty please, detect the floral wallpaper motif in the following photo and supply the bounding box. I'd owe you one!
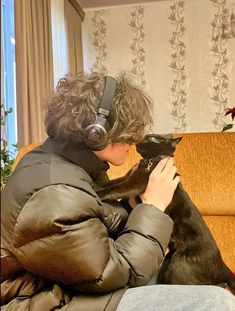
[129,6,146,88]
[91,10,107,74]
[169,0,188,133]
[82,0,235,133]
[210,0,230,131]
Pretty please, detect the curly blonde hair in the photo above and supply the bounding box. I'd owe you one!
[44,72,153,145]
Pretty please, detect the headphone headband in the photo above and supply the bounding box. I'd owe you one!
[83,76,117,151]
[98,76,117,116]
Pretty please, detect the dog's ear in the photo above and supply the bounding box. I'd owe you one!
[172,137,183,147]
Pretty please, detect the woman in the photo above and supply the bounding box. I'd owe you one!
[1,72,234,310]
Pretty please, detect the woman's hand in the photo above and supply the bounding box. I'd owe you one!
[140,157,180,212]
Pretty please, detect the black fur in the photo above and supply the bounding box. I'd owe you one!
[97,134,235,290]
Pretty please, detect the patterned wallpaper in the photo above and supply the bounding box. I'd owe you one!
[82,0,235,133]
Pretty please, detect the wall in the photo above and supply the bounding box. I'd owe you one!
[82,0,235,134]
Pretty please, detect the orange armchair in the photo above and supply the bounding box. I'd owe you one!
[13,132,235,271]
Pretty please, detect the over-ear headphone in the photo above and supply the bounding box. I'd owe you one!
[83,76,117,151]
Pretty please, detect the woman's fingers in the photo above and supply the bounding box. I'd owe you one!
[160,157,174,176]
[152,157,175,178]
[172,175,180,189]
[141,157,180,212]
[152,157,170,174]
[167,165,177,181]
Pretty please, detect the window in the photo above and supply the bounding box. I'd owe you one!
[51,0,68,87]
[1,0,17,154]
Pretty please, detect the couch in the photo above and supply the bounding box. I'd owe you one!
[12,132,235,271]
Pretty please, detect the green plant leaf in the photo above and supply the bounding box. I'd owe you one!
[0,107,19,190]
[222,124,233,132]
[5,107,13,115]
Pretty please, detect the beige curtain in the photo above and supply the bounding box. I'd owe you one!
[51,0,69,87]
[64,0,84,74]
[14,0,54,146]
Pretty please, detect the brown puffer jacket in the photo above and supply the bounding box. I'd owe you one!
[1,138,173,311]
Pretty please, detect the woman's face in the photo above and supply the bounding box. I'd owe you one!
[94,143,132,166]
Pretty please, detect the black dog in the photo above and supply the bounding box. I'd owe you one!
[97,134,235,291]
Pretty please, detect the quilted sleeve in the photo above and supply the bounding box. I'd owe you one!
[12,184,173,293]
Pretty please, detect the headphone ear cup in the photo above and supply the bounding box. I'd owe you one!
[83,123,109,151]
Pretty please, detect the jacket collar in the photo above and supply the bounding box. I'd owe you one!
[41,137,110,180]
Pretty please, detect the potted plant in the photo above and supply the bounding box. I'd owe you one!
[222,107,235,132]
[1,104,18,190]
